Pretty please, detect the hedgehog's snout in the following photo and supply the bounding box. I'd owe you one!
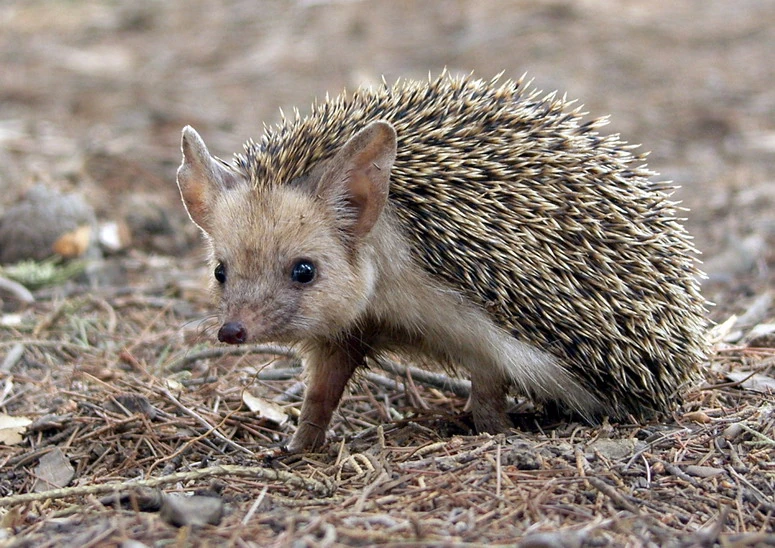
[218,321,248,345]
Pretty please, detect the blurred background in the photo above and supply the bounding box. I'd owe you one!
[1,0,774,316]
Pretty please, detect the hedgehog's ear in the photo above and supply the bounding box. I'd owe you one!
[177,126,245,234]
[318,121,397,238]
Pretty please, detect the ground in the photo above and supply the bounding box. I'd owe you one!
[0,1,774,546]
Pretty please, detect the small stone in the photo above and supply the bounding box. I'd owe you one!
[684,465,726,478]
[159,494,225,527]
[586,439,643,461]
[722,423,744,440]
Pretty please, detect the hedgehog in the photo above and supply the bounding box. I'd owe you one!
[176,72,707,452]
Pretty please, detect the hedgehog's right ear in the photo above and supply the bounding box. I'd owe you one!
[176,126,245,234]
[317,121,397,239]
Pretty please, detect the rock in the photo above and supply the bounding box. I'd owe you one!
[0,185,96,264]
[159,493,225,527]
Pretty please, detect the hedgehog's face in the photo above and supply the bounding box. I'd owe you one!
[203,184,379,343]
[176,122,397,345]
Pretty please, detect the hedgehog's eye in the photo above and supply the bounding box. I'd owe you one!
[290,259,316,284]
[214,261,227,284]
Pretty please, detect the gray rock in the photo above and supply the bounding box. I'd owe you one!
[0,185,96,264]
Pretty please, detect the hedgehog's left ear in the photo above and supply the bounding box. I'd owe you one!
[177,126,246,235]
[317,121,397,239]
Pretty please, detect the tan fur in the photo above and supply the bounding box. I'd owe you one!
[210,187,377,341]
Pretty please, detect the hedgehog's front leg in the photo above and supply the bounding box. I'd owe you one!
[287,338,365,453]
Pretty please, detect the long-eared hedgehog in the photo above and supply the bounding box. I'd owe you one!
[176,72,707,452]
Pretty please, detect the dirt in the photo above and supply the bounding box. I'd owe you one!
[0,1,773,546]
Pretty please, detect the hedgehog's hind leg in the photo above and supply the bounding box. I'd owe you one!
[467,374,513,434]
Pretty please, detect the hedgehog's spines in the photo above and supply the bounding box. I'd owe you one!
[233,70,706,420]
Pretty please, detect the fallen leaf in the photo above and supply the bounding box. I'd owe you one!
[747,322,775,346]
[0,413,32,445]
[707,314,737,344]
[747,323,775,339]
[52,224,91,258]
[684,411,712,423]
[33,448,75,492]
[727,371,775,393]
[165,377,184,392]
[242,391,288,425]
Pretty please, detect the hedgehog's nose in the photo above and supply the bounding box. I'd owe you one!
[218,321,247,344]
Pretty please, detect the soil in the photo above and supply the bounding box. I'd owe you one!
[0,1,773,546]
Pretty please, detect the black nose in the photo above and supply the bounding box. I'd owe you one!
[218,321,247,344]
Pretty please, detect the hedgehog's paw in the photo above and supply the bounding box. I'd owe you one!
[286,421,327,453]
[471,407,513,434]
[468,381,513,434]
